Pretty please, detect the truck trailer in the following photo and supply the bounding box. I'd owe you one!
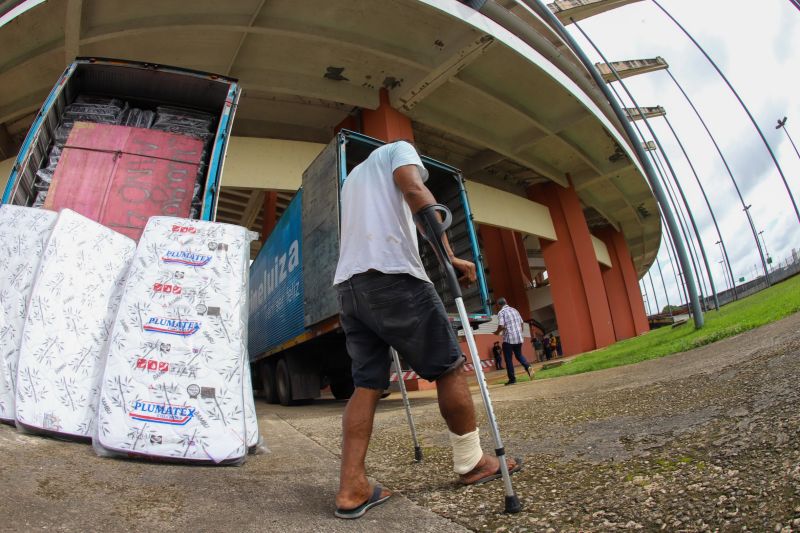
[248,130,491,405]
[2,58,239,227]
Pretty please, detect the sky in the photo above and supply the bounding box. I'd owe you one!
[565,0,800,312]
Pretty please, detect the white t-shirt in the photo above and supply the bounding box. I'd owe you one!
[333,141,431,284]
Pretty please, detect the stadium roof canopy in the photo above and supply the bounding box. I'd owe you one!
[0,0,660,273]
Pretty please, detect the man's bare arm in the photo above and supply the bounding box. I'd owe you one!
[394,164,477,283]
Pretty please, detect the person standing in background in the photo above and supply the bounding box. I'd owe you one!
[493,297,532,385]
[532,336,543,363]
[491,341,504,370]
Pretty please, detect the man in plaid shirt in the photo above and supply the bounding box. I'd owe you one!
[493,297,533,385]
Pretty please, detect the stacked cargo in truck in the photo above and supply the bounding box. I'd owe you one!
[2,58,239,230]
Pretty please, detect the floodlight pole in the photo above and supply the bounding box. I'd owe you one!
[655,256,672,317]
[758,230,770,261]
[652,0,800,226]
[718,260,730,292]
[662,213,691,310]
[715,240,733,292]
[660,110,736,301]
[664,68,770,288]
[650,146,710,310]
[660,115,720,310]
[523,0,704,328]
[647,271,660,314]
[641,282,652,316]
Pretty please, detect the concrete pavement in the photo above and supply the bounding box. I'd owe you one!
[0,410,468,532]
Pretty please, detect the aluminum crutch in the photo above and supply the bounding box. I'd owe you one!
[414,203,522,514]
[390,347,423,462]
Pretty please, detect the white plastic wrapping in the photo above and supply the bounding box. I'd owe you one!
[0,206,58,423]
[95,217,259,463]
[14,209,135,437]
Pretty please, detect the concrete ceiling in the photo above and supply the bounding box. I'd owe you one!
[0,0,660,274]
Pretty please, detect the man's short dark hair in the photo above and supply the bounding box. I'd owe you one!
[496,297,507,307]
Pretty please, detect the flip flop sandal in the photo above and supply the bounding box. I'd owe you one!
[334,484,392,519]
[466,457,524,486]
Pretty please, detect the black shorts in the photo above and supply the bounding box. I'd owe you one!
[336,272,463,390]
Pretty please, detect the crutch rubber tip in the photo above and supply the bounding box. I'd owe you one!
[414,446,423,462]
[504,495,523,514]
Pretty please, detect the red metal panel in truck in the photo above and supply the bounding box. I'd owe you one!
[44,121,203,240]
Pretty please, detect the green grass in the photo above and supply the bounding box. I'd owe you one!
[536,274,800,380]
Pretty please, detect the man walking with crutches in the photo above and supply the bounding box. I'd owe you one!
[333,140,520,519]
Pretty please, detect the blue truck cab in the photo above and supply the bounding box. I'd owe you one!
[248,130,490,405]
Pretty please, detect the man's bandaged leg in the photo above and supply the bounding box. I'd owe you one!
[449,428,483,474]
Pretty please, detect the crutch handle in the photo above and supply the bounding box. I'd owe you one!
[414,204,462,299]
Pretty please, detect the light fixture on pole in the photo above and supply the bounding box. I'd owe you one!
[523,0,704,328]
[776,117,800,162]
[651,0,800,226]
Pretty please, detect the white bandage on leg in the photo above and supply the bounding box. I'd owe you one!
[449,428,483,475]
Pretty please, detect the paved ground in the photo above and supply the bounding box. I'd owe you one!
[1,312,799,531]
[0,408,466,532]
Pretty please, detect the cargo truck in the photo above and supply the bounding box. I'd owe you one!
[248,130,491,406]
[2,57,239,228]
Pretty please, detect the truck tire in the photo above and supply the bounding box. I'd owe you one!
[276,358,294,406]
[330,374,354,400]
[259,360,279,405]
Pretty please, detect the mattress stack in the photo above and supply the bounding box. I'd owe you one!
[0,206,58,423]
[14,209,135,437]
[95,217,258,464]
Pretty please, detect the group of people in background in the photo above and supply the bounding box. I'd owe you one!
[532,333,562,362]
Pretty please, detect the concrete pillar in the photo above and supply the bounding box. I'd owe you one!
[528,182,615,355]
[480,225,531,320]
[597,226,649,337]
[361,88,414,142]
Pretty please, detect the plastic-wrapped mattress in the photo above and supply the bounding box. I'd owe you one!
[14,209,135,437]
[0,206,58,423]
[95,217,258,463]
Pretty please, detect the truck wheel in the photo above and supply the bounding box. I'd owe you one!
[259,360,279,404]
[276,358,294,406]
[330,374,354,400]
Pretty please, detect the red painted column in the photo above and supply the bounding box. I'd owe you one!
[334,113,360,135]
[599,227,649,336]
[262,191,278,239]
[596,227,637,340]
[528,183,615,355]
[480,226,531,321]
[361,88,414,142]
